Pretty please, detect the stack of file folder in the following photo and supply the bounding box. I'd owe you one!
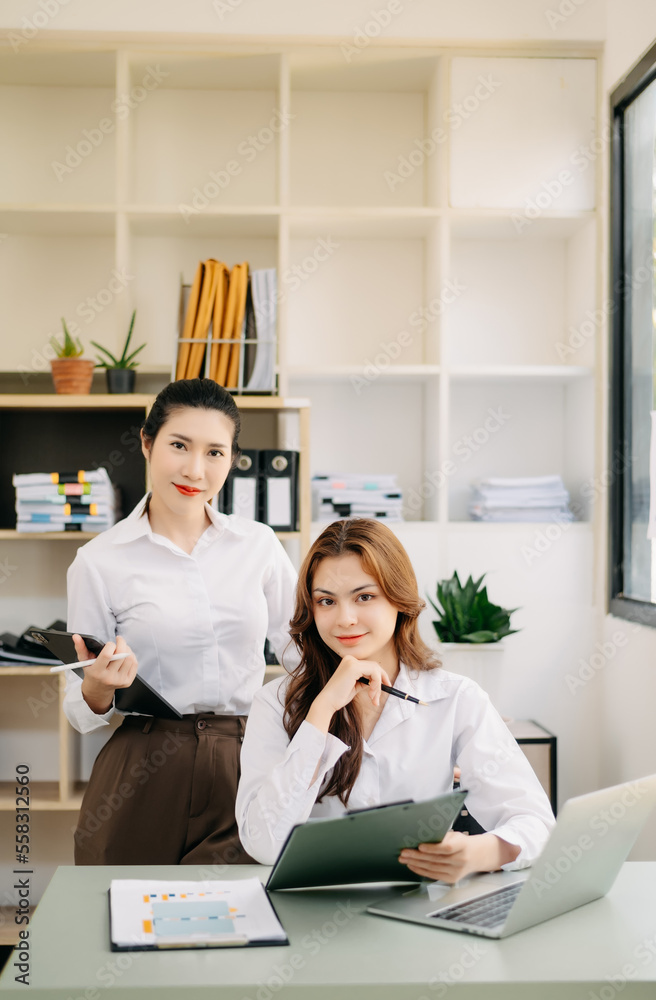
[312,474,404,523]
[174,259,277,393]
[13,468,120,533]
[468,475,574,523]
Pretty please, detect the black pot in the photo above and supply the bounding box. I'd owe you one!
[106,369,136,393]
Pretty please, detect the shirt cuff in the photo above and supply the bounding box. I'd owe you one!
[491,824,533,871]
[64,673,115,734]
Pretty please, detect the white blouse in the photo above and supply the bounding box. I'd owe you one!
[236,664,556,868]
[64,495,298,733]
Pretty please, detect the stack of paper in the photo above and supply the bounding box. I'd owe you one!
[468,475,574,522]
[13,468,120,533]
[175,262,277,393]
[109,878,287,950]
[312,474,404,522]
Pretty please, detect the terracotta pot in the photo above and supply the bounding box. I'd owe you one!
[50,359,95,394]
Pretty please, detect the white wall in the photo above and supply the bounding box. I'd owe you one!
[0,0,606,42]
[597,0,656,860]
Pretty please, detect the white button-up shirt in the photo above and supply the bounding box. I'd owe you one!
[236,665,556,868]
[64,495,298,733]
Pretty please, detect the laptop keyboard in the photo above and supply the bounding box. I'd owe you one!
[431,881,524,928]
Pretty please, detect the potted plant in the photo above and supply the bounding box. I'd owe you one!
[429,571,519,710]
[91,310,145,393]
[50,319,95,394]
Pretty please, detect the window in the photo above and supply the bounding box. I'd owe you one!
[610,40,656,624]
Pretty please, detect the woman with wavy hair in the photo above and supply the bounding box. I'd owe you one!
[236,518,554,882]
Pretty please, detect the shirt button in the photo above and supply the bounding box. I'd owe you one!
[196,719,207,731]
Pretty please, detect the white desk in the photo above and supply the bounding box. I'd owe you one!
[1,863,655,999]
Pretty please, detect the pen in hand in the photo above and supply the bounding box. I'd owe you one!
[357,676,428,706]
[49,652,129,674]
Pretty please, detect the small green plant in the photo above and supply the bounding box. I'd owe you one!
[91,310,146,369]
[50,318,84,358]
[429,571,519,644]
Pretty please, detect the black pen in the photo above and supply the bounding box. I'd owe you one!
[357,676,428,706]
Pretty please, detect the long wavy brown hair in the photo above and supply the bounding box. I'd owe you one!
[283,518,440,805]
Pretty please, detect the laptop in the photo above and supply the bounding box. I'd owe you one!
[367,773,656,938]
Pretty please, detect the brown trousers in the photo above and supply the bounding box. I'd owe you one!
[74,714,255,867]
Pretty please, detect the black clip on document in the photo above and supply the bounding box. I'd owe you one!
[27,628,182,720]
[266,789,467,891]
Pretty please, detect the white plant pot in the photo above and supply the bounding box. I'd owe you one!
[436,642,505,712]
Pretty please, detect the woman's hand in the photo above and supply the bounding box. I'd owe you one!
[76,634,138,715]
[398,831,521,884]
[306,655,392,734]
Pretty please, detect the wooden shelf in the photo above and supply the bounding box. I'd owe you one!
[0,665,58,675]
[0,907,36,946]
[0,531,98,540]
[0,781,63,811]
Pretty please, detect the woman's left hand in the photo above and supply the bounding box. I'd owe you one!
[398,831,478,883]
[398,831,519,883]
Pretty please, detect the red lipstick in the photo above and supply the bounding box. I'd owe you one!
[174,484,201,496]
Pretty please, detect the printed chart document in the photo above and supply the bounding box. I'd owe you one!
[109,878,287,950]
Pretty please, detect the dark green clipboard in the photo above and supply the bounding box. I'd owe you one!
[266,789,468,891]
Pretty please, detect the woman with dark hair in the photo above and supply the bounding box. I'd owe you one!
[236,518,554,882]
[64,378,297,866]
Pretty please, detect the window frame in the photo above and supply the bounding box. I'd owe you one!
[609,38,656,626]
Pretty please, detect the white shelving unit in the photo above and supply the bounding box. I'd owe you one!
[0,38,601,839]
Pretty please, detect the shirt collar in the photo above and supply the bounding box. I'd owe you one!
[363,662,449,750]
[112,494,252,545]
[396,661,452,704]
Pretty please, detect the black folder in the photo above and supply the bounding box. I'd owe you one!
[220,449,258,519]
[27,628,182,720]
[259,450,298,532]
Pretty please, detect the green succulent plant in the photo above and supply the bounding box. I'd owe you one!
[50,318,84,358]
[429,571,519,644]
[91,310,146,370]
